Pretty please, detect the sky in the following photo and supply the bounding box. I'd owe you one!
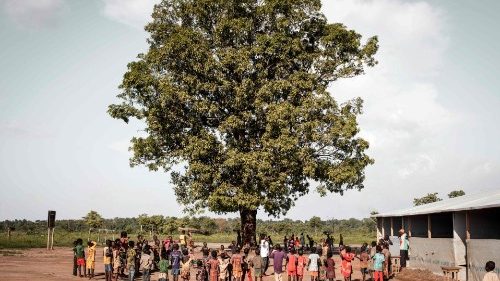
[1,0,499,221]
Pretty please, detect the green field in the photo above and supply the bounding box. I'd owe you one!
[0,231,375,249]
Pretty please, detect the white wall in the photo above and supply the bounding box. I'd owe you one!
[467,239,500,281]
[408,237,456,274]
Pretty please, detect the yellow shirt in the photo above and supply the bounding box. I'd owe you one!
[103,246,112,265]
[179,235,186,246]
[86,242,96,263]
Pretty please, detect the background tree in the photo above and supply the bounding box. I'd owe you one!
[83,210,103,237]
[109,0,378,244]
[137,214,149,233]
[308,216,322,235]
[448,189,465,198]
[413,193,442,206]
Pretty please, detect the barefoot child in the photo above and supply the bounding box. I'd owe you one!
[86,241,97,279]
[372,246,385,281]
[104,240,113,281]
[126,241,136,281]
[286,249,298,281]
[251,249,263,281]
[219,253,230,281]
[296,249,307,281]
[340,246,355,281]
[231,247,244,281]
[325,251,335,281]
[197,260,208,281]
[113,242,122,281]
[307,247,320,281]
[180,251,193,281]
[140,246,153,281]
[159,250,169,281]
[171,244,184,281]
[75,239,86,277]
[358,248,369,281]
[208,250,220,281]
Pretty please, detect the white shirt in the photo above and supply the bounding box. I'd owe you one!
[260,239,269,257]
[483,272,500,281]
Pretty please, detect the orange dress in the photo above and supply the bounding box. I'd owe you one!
[341,252,355,278]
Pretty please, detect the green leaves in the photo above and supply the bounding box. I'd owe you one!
[109,0,377,218]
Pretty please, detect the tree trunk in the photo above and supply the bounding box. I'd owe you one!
[240,208,257,247]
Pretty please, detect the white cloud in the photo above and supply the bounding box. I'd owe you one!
[2,0,66,28]
[100,0,160,30]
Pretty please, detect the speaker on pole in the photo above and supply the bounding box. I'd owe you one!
[48,210,56,228]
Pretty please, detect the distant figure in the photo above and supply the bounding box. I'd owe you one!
[483,261,499,281]
[179,230,187,249]
[306,235,314,250]
[237,231,242,248]
[398,229,409,268]
[299,233,305,249]
[339,234,344,247]
[383,235,393,246]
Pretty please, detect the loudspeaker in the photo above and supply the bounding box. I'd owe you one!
[48,210,56,228]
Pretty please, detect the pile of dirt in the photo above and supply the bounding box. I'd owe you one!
[394,268,447,281]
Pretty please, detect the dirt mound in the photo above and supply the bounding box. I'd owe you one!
[395,268,447,281]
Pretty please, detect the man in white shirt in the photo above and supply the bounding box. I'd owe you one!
[399,229,410,268]
[260,234,270,275]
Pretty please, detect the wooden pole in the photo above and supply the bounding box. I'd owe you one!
[50,228,55,250]
[382,217,385,237]
[47,228,51,250]
[390,217,394,236]
[427,215,432,238]
[465,211,470,240]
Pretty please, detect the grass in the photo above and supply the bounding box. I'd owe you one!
[0,231,375,249]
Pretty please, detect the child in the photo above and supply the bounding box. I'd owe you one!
[159,250,169,281]
[318,249,326,281]
[73,240,78,276]
[286,248,298,281]
[296,249,307,281]
[242,247,250,281]
[251,249,263,281]
[75,238,86,278]
[483,261,499,281]
[368,241,377,281]
[197,260,208,281]
[140,247,153,281]
[171,243,184,281]
[104,240,113,281]
[307,247,320,281]
[219,253,230,281]
[208,250,220,281]
[325,251,335,281]
[127,241,136,281]
[270,245,285,281]
[180,251,193,281]
[231,247,244,281]
[86,241,97,279]
[381,242,391,279]
[340,246,355,281]
[358,249,369,281]
[113,242,122,281]
[372,246,385,281]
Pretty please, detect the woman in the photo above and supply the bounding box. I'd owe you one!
[340,246,355,281]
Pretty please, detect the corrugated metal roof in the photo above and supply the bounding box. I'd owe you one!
[374,190,500,217]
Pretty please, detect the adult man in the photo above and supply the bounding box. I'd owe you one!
[399,229,410,268]
[299,233,305,249]
[260,234,270,275]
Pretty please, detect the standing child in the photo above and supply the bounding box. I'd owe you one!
[208,250,220,281]
[75,238,86,278]
[372,246,385,281]
[296,249,307,281]
[358,249,369,281]
[219,253,230,281]
[318,249,327,281]
[251,249,263,281]
[325,251,335,281]
[171,244,184,281]
[180,251,193,281]
[113,242,122,281]
[73,240,78,276]
[86,241,97,279]
[307,247,320,281]
[483,261,499,281]
[127,241,136,281]
[197,260,208,281]
[140,247,153,281]
[340,246,355,281]
[286,248,298,281]
[159,250,169,281]
[104,240,113,281]
[270,245,286,281]
[381,242,391,279]
[231,247,244,281]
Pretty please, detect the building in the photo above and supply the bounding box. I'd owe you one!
[374,190,500,281]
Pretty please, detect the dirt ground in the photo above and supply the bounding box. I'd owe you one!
[0,245,439,281]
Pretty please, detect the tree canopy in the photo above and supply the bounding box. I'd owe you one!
[108,0,377,243]
[413,193,442,206]
[83,210,103,230]
[448,190,465,198]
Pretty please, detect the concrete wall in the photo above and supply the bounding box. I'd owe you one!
[467,239,500,281]
[408,237,456,274]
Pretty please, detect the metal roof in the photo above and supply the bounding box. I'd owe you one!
[374,190,500,217]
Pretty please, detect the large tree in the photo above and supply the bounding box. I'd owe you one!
[413,192,442,206]
[83,210,103,237]
[109,0,377,245]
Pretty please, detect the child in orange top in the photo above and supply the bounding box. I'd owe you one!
[296,249,307,281]
[340,246,355,281]
[231,248,243,281]
[287,249,298,281]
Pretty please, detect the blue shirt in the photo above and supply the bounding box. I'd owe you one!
[373,253,385,271]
